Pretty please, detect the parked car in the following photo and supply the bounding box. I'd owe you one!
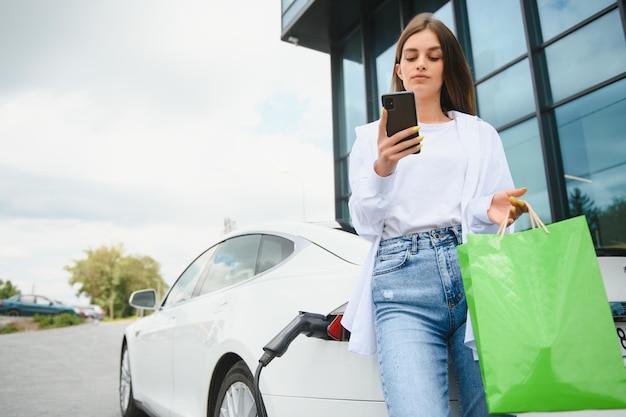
[89,304,106,320]
[73,304,106,320]
[0,294,79,317]
[119,221,626,417]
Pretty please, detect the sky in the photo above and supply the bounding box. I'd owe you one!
[0,0,334,304]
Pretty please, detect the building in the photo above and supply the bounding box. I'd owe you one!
[281,0,626,248]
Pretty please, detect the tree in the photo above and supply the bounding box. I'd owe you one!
[569,187,599,244]
[65,244,168,319]
[597,196,626,247]
[0,279,20,299]
[223,217,236,235]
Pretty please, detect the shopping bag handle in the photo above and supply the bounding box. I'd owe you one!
[497,202,550,240]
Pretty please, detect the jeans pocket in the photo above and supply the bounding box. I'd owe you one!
[373,247,410,276]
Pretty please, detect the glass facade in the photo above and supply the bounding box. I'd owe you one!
[337,28,368,205]
[466,0,526,80]
[282,0,626,249]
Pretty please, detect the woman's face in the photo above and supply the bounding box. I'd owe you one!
[395,29,444,101]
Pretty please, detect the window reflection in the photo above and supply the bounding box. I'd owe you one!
[476,59,534,128]
[164,248,215,306]
[546,10,626,103]
[373,0,400,109]
[556,78,626,247]
[433,2,455,35]
[376,46,396,100]
[500,118,551,231]
[537,0,614,41]
[257,235,294,274]
[466,0,526,79]
[199,235,262,295]
[339,29,367,156]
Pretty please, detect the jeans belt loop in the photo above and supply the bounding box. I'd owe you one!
[451,225,462,245]
[412,233,418,254]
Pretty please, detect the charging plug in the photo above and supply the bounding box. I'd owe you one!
[259,312,329,366]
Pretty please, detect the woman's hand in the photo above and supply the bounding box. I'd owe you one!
[374,108,424,177]
[487,187,529,226]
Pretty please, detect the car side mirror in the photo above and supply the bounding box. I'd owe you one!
[129,289,158,310]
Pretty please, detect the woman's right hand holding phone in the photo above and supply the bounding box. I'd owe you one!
[374,108,423,177]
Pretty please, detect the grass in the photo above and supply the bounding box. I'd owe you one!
[0,313,84,334]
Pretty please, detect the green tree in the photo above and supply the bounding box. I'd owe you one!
[569,187,599,244]
[597,196,626,247]
[65,244,168,319]
[0,279,20,299]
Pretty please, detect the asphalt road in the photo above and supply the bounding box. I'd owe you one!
[0,320,131,417]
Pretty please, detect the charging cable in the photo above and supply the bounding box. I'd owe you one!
[254,312,331,417]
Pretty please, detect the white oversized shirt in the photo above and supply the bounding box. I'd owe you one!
[342,110,515,355]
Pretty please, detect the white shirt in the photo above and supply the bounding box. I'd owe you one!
[342,111,515,355]
[381,119,466,239]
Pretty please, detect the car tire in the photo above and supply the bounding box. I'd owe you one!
[213,360,257,417]
[119,342,147,417]
[7,309,20,317]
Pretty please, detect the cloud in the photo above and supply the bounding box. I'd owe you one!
[0,0,334,302]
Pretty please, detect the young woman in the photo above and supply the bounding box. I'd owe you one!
[341,13,526,417]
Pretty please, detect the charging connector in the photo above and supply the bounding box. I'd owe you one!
[254,311,333,417]
[259,312,329,367]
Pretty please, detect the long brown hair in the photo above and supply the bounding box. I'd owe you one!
[390,13,476,115]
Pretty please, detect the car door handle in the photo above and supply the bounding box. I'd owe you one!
[213,301,228,313]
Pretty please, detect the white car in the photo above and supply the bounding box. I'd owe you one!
[118,221,626,417]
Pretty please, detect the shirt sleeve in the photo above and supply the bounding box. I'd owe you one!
[348,122,394,242]
[464,122,516,235]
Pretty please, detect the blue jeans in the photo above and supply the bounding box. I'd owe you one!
[372,226,497,417]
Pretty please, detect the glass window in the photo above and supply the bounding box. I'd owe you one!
[340,199,350,223]
[339,156,350,197]
[466,0,526,79]
[281,0,296,12]
[36,296,50,305]
[198,235,262,295]
[163,247,215,307]
[375,46,396,105]
[545,10,626,103]
[21,295,35,303]
[373,1,400,103]
[257,235,294,274]
[476,59,534,128]
[538,0,615,41]
[433,2,455,35]
[555,78,626,247]
[338,28,367,156]
[499,118,551,230]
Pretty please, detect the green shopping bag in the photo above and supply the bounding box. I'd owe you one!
[458,212,626,414]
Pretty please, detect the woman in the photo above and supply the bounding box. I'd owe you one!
[341,13,526,417]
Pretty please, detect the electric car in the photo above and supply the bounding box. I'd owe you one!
[119,221,626,417]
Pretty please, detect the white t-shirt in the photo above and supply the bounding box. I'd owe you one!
[381,119,467,239]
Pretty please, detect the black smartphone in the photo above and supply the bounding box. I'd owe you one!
[381,91,420,154]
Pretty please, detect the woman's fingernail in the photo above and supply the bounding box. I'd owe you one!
[509,196,516,203]
[511,207,516,213]
[413,126,420,132]
[508,218,514,225]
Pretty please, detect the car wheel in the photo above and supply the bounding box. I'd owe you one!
[213,360,257,417]
[119,342,147,417]
[7,309,20,317]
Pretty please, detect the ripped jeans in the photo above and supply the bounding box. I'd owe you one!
[372,226,495,417]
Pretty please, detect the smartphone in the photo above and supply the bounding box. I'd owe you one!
[381,91,420,154]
